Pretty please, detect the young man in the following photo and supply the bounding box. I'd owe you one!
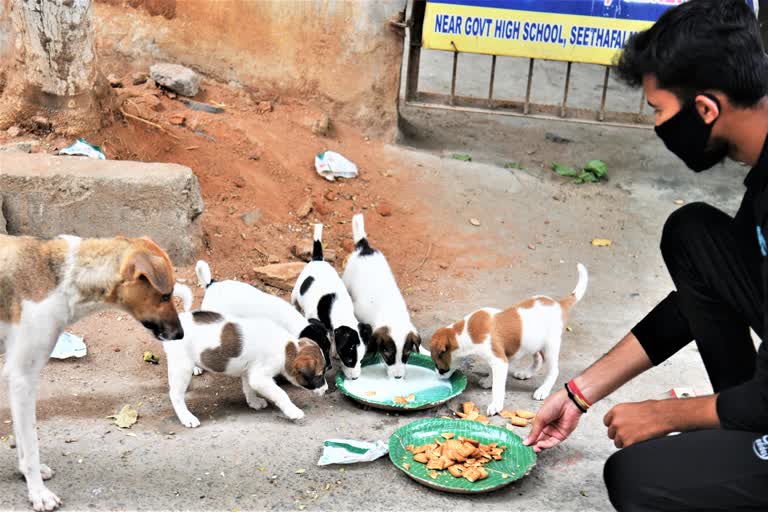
[523,1,768,510]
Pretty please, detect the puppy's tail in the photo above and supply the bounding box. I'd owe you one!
[352,213,367,244]
[560,263,588,311]
[312,223,324,261]
[173,283,194,312]
[195,260,214,288]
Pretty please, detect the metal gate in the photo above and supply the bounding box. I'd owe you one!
[402,1,652,129]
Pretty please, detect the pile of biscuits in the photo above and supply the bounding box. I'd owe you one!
[405,433,507,482]
[452,402,490,424]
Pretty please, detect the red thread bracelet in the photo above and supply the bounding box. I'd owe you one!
[568,379,593,408]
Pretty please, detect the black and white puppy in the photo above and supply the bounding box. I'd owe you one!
[195,260,331,369]
[342,214,421,379]
[167,285,328,426]
[291,224,366,380]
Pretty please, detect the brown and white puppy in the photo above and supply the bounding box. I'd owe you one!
[0,234,183,511]
[430,264,588,416]
[164,285,328,427]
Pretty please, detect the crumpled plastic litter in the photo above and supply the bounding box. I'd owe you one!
[314,151,358,182]
[59,138,106,160]
[50,332,87,359]
[317,439,388,466]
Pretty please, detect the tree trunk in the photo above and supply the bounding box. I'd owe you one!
[0,0,110,136]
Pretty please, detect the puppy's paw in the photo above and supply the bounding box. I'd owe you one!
[512,370,533,380]
[29,486,61,512]
[192,367,204,376]
[246,396,269,410]
[39,464,55,481]
[479,375,493,389]
[486,401,504,417]
[284,407,305,421]
[533,387,551,401]
[178,412,201,428]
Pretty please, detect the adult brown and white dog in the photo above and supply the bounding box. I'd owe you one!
[429,264,588,416]
[0,235,184,511]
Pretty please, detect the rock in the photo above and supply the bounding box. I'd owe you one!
[169,114,186,126]
[0,141,38,154]
[241,210,262,226]
[248,153,261,161]
[268,254,281,264]
[233,176,246,188]
[439,263,449,270]
[7,126,21,137]
[376,202,393,217]
[469,218,480,226]
[292,241,335,262]
[0,153,204,264]
[312,114,331,136]
[545,132,572,144]
[131,72,149,85]
[252,262,306,291]
[296,199,313,219]
[528,243,536,250]
[324,191,336,202]
[107,74,123,88]
[257,101,273,114]
[150,63,201,97]
[312,197,330,216]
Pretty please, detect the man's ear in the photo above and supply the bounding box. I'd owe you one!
[694,93,721,124]
[122,251,173,294]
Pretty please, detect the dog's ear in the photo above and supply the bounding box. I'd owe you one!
[123,251,174,294]
[406,331,421,349]
[358,322,374,351]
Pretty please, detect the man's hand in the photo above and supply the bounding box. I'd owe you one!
[603,400,675,448]
[524,389,584,452]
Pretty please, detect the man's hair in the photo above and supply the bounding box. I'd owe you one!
[615,0,768,108]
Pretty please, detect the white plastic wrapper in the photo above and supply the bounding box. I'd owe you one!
[314,151,358,181]
[50,332,87,359]
[317,439,388,466]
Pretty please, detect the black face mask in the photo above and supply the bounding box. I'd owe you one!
[654,93,729,172]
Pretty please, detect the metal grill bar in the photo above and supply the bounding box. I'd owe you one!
[450,43,459,106]
[598,66,610,122]
[523,58,534,115]
[488,55,497,108]
[560,61,572,118]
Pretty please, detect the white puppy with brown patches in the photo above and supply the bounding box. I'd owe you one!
[165,285,328,426]
[429,264,588,416]
[342,213,421,379]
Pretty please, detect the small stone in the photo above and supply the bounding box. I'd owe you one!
[0,141,38,153]
[312,114,331,136]
[324,191,336,202]
[241,210,262,226]
[248,153,261,161]
[528,243,536,250]
[341,239,355,253]
[674,199,685,205]
[268,255,281,264]
[257,101,273,114]
[107,74,123,88]
[233,176,246,188]
[292,241,336,262]
[252,262,306,291]
[169,114,186,126]
[296,199,313,219]
[312,198,331,216]
[545,132,572,144]
[149,63,201,97]
[131,72,149,85]
[439,263,449,269]
[469,218,481,226]
[6,126,21,137]
[376,202,393,217]
[113,347,121,353]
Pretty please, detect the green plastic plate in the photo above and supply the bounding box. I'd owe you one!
[389,418,536,494]
[336,353,467,411]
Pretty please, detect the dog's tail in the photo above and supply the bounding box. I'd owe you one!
[195,260,214,288]
[560,263,588,311]
[312,223,324,261]
[352,213,367,244]
[173,283,194,312]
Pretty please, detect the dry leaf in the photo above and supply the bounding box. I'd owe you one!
[107,405,138,429]
[591,238,612,247]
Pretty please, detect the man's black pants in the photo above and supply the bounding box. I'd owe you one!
[603,203,768,511]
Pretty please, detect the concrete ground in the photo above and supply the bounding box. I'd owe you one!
[0,105,752,511]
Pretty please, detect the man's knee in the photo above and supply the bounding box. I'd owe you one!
[660,202,730,262]
[604,449,647,511]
